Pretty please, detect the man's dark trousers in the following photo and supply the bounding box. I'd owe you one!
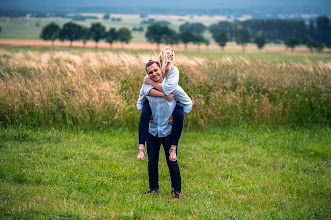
[146,132,181,193]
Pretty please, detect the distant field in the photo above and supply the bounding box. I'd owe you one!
[0,15,217,44]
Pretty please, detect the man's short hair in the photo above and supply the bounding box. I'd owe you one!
[145,60,160,71]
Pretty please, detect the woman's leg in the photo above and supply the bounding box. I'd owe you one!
[137,101,152,160]
[169,103,184,161]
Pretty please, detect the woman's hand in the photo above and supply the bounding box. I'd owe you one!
[144,76,153,85]
[163,93,175,101]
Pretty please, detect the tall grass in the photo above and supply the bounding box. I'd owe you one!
[0,48,330,130]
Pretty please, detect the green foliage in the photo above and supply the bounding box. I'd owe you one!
[90,23,106,48]
[254,35,266,50]
[285,37,301,51]
[180,31,195,50]
[80,26,91,46]
[326,41,331,49]
[0,126,330,218]
[145,24,172,49]
[315,16,331,44]
[179,22,206,35]
[58,22,83,47]
[117,27,132,44]
[105,28,118,46]
[164,29,180,46]
[214,31,228,49]
[39,22,60,45]
[236,28,250,52]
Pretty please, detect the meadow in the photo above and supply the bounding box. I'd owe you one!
[0,46,330,219]
[1,126,330,219]
[0,46,330,129]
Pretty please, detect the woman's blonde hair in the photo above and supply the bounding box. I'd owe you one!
[158,46,176,78]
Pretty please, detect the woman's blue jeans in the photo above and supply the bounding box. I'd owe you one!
[138,101,184,146]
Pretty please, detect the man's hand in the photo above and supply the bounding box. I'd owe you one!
[144,76,153,85]
[164,92,175,101]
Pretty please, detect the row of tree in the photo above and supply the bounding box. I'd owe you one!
[40,16,331,51]
[209,16,331,51]
[40,22,132,48]
[145,23,209,50]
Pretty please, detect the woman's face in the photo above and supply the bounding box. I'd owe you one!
[165,49,174,62]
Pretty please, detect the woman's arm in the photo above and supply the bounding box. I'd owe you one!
[149,89,175,101]
[144,77,163,92]
[161,67,179,95]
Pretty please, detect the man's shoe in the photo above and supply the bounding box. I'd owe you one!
[145,188,159,195]
[172,191,181,200]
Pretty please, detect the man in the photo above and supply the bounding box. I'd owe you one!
[136,60,192,200]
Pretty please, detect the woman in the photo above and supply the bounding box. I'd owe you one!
[137,46,185,162]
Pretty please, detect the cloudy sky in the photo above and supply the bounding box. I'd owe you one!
[1,0,330,13]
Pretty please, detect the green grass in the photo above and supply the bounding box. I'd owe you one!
[0,126,330,219]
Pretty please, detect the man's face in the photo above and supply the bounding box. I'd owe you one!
[146,63,162,82]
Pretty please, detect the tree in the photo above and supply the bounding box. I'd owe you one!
[285,37,301,51]
[192,34,206,51]
[209,21,238,42]
[326,41,331,49]
[179,22,206,35]
[90,23,106,48]
[40,22,60,47]
[58,22,83,47]
[105,28,118,48]
[306,38,317,52]
[236,28,250,52]
[145,24,169,50]
[164,29,180,47]
[254,35,266,50]
[204,38,210,48]
[314,42,324,52]
[117,27,132,48]
[214,31,228,50]
[180,31,195,51]
[316,16,331,44]
[81,27,91,47]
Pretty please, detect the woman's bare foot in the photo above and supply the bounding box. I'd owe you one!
[169,145,177,161]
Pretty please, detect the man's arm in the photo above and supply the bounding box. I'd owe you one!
[136,83,154,111]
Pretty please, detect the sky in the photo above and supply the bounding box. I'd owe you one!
[1,0,330,14]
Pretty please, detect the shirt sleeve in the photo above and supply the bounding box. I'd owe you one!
[173,86,193,113]
[136,84,154,110]
[161,66,179,96]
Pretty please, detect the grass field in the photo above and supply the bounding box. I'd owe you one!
[0,45,330,218]
[1,126,330,219]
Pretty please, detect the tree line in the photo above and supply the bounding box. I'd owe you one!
[40,22,132,48]
[40,16,331,51]
[209,16,331,51]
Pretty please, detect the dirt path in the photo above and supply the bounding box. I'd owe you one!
[0,39,328,53]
